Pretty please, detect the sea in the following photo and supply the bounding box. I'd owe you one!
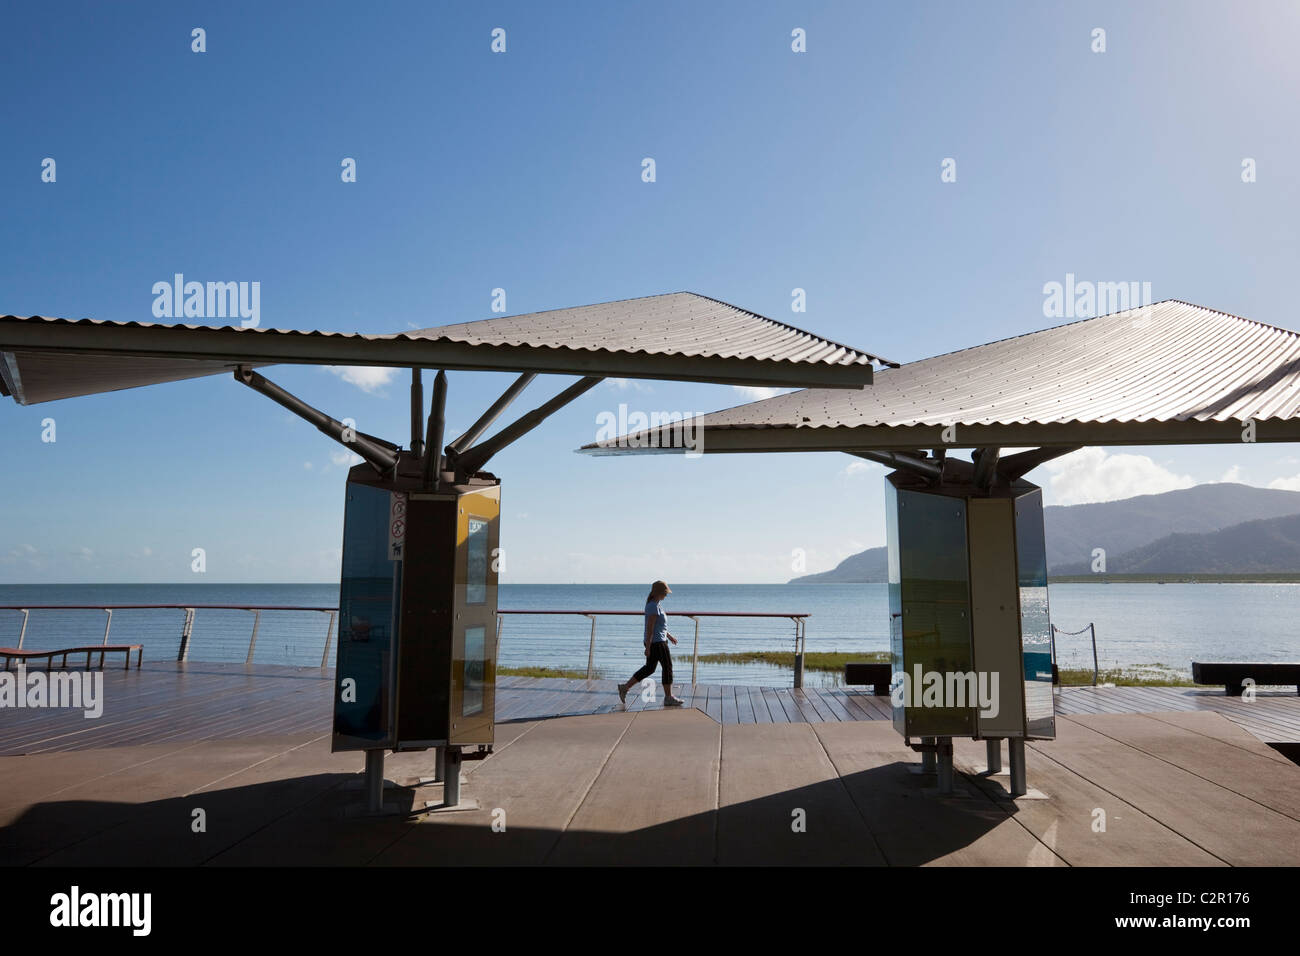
[2,582,1298,687]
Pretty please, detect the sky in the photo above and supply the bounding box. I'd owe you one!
[3,0,1300,584]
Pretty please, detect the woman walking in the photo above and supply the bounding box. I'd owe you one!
[618,580,685,707]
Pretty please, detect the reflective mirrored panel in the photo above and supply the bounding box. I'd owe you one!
[333,482,399,748]
[1016,487,1055,737]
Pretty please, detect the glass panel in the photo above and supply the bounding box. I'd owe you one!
[462,626,486,716]
[896,487,975,737]
[465,516,489,605]
[1016,488,1055,737]
[885,481,905,735]
[334,482,399,746]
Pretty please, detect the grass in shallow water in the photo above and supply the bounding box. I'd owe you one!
[498,665,596,679]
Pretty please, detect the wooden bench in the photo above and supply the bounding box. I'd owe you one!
[844,662,893,695]
[1192,661,1300,696]
[0,645,144,671]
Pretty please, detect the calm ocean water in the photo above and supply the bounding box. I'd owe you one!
[1,582,1297,686]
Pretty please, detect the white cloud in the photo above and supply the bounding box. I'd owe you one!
[331,450,363,467]
[842,459,879,477]
[1043,447,1195,505]
[607,378,651,393]
[326,366,398,393]
[1268,473,1300,491]
[731,385,790,401]
[1219,465,1244,483]
[303,461,314,470]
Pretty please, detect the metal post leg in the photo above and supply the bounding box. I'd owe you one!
[921,736,936,773]
[1008,738,1027,797]
[365,749,385,813]
[434,746,445,783]
[443,747,462,807]
[986,738,1002,774]
[936,739,954,794]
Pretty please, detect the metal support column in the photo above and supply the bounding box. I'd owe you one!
[365,749,385,813]
[936,739,954,794]
[421,370,447,491]
[986,738,1002,774]
[443,746,463,807]
[1008,738,1027,796]
[434,746,445,783]
[410,368,424,458]
[921,736,937,773]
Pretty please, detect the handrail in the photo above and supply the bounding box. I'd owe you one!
[496,610,808,617]
[0,604,337,665]
[1,604,811,684]
[495,609,809,686]
[0,604,336,611]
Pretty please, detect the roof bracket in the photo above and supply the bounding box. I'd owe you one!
[421,371,448,491]
[996,445,1081,482]
[455,376,603,476]
[851,450,943,481]
[972,447,1001,491]
[234,366,398,477]
[446,372,536,458]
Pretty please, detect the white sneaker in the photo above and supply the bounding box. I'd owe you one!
[664,695,685,707]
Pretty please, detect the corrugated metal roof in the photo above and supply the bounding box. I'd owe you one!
[583,301,1300,452]
[0,292,890,405]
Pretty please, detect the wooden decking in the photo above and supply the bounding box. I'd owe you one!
[3,662,1299,865]
[2,662,1299,755]
[495,674,895,726]
[1054,683,1300,745]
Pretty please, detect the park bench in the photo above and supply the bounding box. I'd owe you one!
[0,644,144,671]
[844,662,892,695]
[1191,661,1300,696]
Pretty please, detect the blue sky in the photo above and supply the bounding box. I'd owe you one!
[3,1,1300,583]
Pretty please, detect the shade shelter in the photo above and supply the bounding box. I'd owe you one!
[0,291,888,811]
[582,300,1300,795]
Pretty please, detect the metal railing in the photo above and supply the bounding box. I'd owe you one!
[496,610,810,686]
[0,605,338,667]
[2,604,810,684]
[1051,622,1099,686]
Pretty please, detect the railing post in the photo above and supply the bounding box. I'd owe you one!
[102,608,113,646]
[584,614,597,680]
[792,617,804,689]
[495,614,503,660]
[1090,623,1098,687]
[686,621,696,686]
[177,607,195,662]
[245,609,261,665]
[18,609,28,649]
[321,610,337,668]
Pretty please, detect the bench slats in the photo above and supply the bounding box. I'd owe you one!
[0,645,144,671]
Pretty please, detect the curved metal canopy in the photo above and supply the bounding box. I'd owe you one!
[581,300,1300,454]
[0,292,891,405]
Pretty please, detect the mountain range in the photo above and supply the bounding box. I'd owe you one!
[789,483,1300,582]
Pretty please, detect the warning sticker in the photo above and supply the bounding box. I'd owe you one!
[388,492,407,561]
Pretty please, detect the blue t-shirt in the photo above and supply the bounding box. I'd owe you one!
[645,600,668,643]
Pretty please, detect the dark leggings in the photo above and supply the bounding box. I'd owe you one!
[631,642,673,685]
